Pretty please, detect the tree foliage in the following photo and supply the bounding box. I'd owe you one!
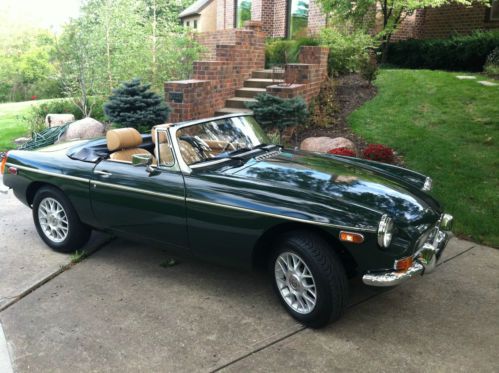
[0,27,60,102]
[317,0,489,58]
[0,0,200,104]
[104,78,170,131]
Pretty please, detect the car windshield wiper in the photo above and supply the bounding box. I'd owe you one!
[226,143,276,157]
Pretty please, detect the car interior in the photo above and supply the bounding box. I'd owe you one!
[67,124,247,167]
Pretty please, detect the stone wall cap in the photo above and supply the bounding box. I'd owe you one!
[167,79,210,84]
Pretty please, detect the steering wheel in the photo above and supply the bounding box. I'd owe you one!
[179,135,210,159]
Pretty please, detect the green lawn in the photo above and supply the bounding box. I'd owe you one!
[0,101,32,151]
[350,69,499,248]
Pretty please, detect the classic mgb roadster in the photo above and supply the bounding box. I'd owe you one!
[1,114,452,327]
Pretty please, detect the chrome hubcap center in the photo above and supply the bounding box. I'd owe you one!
[275,252,317,315]
[288,275,301,291]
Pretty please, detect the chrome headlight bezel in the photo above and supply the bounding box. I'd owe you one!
[422,177,433,192]
[440,213,453,231]
[378,214,394,248]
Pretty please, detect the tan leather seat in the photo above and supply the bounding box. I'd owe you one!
[151,124,174,165]
[178,140,201,165]
[107,128,152,163]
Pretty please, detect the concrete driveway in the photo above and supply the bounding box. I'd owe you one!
[0,183,498,372]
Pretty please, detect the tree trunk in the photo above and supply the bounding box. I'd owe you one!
[104,0,113,94]
[151,0,157,88]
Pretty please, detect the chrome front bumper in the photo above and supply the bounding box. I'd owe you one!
[362,225,450,287]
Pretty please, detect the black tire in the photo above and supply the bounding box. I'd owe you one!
[32,186,91,253]
[270,231,349,328]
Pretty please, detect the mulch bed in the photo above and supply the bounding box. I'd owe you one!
[296,73,377,153]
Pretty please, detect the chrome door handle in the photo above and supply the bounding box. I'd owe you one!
[94,170,112,177]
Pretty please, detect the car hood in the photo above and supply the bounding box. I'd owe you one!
[230,149,441,226]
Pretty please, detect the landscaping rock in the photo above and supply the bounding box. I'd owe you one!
[300,136,356,153]
[14,137,31,145]
[57,117,105,143]
[45,114,75,127]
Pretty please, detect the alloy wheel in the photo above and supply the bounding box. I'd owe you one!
[38,197,69,243]
[274,251,317,314]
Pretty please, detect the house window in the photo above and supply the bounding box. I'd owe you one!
[235,0,252,28]
[490,0,499,21]
[287,0,309,38]
[194,20,198,29]
[186,21,190,27]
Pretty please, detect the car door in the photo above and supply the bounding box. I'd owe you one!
[90,138,187,251]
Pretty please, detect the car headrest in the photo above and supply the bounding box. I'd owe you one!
[151,124,172,144]
[107,128,142,151]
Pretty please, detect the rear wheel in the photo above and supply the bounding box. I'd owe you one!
[270,231,348,328]
[33,187,91,252]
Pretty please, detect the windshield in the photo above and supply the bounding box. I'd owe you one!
[175,116,271,166]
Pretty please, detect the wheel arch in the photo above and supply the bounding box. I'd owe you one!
[252,222,358,277]
[26,181,63,206]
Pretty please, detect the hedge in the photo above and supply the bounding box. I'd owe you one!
[386,31,499,71]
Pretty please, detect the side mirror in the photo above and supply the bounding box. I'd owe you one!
[132,154,153,167]
[132,153,160,176]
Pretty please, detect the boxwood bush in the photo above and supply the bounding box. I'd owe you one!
[386,31,499,71]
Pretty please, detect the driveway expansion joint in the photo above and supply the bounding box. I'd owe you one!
[210,326,306,372]
[0,235,115,313]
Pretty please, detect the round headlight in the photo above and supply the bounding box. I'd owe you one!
[378,215,394,248]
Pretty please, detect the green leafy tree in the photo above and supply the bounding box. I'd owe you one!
[317,0,488,60]
[56,18,102,117]
[246,93,308,142]
[104,78,170,131]
[0,27,60,102]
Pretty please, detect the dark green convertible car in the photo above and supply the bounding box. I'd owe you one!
[1,114,453,327]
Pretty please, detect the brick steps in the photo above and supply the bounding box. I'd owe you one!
[225,96,257,109]
[244,78,284,89]
[235,87,266,98]
[251,69,284,79]
[215,69,285,117]
[214,107,253,116]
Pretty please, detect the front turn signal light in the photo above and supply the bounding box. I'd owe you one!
[339,231,364,244]
[394,256,413,272]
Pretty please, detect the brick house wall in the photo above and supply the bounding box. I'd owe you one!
[216,0,326,37]
[393,4,499,41]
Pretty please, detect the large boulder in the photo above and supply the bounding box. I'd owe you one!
[57,117,105,143]
[300,136,356,153]
[45,114,75,127]
[14,137,31,146]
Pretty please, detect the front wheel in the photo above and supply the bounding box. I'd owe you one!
[270,231,349,328]
[33,187,91,252]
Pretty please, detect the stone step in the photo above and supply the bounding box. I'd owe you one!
[225,97,257,109]
[214,107,253,116]
[235,87,266,98]
[252,69,284,79]
[244,78,283,89]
